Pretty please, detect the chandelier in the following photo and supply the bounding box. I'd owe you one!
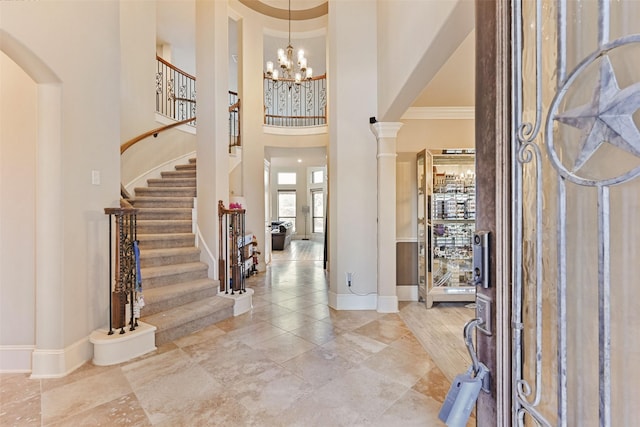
[265,0,312,85]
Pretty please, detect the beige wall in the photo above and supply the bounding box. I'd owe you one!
[1,1,121,373]
[0,52,37,350]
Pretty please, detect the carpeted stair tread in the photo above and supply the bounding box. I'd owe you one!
[140,278,219,316]
[134,187,196,197]
[137,220,192,234]
[147,177,197,187]
[135,208,192,220]
[175,163,196,171]
[139,247,201,268]
[137,233,195,249]
[141,296,234,345]
[161,170,196,178]
[141,261,208,279]
[131,197,194,208]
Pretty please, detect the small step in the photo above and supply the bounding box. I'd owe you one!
[141,262,209,289]
[140,247,201,268]
[141,295,234,346]
[137,220,192,234]
[134,187,196,198]
[175,163,196,171]
[188,158,196,164]
[135,208,192,221]
[131,197,194,209]
[137,233,195,250]
[161,170,196,179]
[147,178,197,187]
[139,278,218,316]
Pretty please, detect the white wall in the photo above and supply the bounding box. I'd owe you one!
[1,1,121,374]
[0,52,37,356]
[328,0,379,309]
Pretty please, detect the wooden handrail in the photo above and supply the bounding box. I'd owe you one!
[157,55,196,80]
[229,99,240,112]
[120,117,196,155]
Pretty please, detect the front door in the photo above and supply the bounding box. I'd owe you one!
[507,1,640,425]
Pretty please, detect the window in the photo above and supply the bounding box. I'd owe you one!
[278,190,296,231]
[311,170,324,184]
[312,189,324,233]
[277,172,296,185]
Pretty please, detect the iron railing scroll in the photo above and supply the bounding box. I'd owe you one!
[218,201,247,295]
[264,74,327,127]
[156,56,196,126]
[104,202,139,335]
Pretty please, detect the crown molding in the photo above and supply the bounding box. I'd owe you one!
[402,106,475,120]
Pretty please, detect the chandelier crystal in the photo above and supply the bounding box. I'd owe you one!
[265,0,312,84]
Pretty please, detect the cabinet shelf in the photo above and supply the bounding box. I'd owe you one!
[417,150,477,308]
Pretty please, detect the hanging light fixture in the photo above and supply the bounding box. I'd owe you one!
[265,0,312,85]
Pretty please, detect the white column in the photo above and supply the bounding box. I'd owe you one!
[371,122,403,313]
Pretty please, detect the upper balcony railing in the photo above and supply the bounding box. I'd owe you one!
[263,74,327,127]
[156,56,196,126]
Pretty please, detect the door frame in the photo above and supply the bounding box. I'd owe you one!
[475,0,512,424]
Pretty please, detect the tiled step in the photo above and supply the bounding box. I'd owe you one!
[147,177,197,187]
[134,187,196,198]
[161,170,196,179]
[140,247,201,268]
[131,197,194,209]
[137,220,192,234]
[135,208,192,221]
[141,262,209,289]
[140,278,218,316]
[137,233,195,250]
[141,295,233,346]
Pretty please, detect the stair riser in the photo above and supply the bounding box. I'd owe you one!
[175,164,196,171]
[147,179,197,187]
[161,171,196,178]
[142,269,208,289]
[140,252,201,268]
[142,287,218,317]
[137,222,192,234]
[132,199,194,208]
[136,211,192,221]
[137,237,195,250]
[135,188,196,197]
[151,307,233,346]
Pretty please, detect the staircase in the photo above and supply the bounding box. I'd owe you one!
[131,158,234,345]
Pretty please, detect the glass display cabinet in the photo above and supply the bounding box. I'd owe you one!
[418,149,476,308]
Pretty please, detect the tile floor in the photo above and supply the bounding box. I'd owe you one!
[1,242,475,426]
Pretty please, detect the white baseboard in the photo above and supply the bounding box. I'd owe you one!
[397,285,419,301]
[0,345,35,373]
[328,291,377,310]
[30,336,93,379]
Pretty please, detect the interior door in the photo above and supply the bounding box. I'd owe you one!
[510,1,640,425]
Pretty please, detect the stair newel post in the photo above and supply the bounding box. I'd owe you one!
[107,212,114,335]
[218,201,227,293]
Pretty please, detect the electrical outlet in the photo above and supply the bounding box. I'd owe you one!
[476,294,492,336]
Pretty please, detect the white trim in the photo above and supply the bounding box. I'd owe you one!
[124,151,196,194]
[402,106,475,120]
[328,291,377,310]
[196,223,217,279]
[218,288,254,316]
[30,336,92,379]
[263,125,328,136]
[89,322,157,366]
[396,285,419,302]
[396,237,418,243]
[0,345,35,373]
[377,295,399,313]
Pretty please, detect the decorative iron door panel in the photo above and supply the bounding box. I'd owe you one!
[512,1,640,425]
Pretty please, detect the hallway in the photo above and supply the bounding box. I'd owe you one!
[1,240,473,426]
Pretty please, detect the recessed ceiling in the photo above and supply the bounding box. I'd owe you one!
[238,0,327,20]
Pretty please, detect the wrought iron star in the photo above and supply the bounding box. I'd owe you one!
[555,55,640,172]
